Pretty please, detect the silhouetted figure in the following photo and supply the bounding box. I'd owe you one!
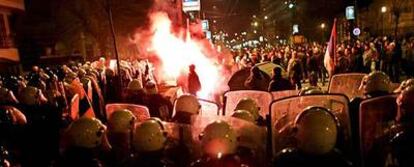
[188,65,201,96]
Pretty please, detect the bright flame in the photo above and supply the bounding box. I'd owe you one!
[149,12,221,98]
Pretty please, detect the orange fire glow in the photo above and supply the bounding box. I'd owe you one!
[149,12,221,99]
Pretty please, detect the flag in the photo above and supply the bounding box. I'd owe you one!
[324,18,337,77]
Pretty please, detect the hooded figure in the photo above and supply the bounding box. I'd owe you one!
[188,64,201,96]
[244,66,267,91]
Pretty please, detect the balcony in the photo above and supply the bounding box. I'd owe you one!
[0,47,19,62]
[0,0,25,11]
[0,34,19,62]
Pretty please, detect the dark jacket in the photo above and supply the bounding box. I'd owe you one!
[268,77,294,92]
[188,72,201,95]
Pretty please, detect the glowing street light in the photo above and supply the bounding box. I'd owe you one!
[264,16,268,20]
[253,30,257,34]
[288,3,294,9]
[253,21,259,27]
[381,6,387,13]
[320,23,326,29]
[320,22,327,42]
[381,6,387,35]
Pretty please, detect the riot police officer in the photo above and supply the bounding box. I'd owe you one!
[124,79,145,105]
[171,95,200,124]
[273,107,352,167]
[191,121,248,167]
[107,109,136,166]
[127,118,175,167]
[56,117,111,167]
[349,71,392,163]
[234,98,265,126]
[383,86,414,167]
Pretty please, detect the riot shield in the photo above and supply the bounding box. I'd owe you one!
[271,90,299,101]
[190,115,267,165]
[270,94,352,158]
[86,80,93,102]
[70,94,79,120]
[160,86,183,105]
[163,122,197,166]
[88,76,106,121]
[81,79,93,101]
[359,95,397,165]
[198,99,220,116]
[105,103,150,122]
[223,90,273,117]
[328,73,365,100]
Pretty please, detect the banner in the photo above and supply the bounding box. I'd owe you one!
[324,19,337,77]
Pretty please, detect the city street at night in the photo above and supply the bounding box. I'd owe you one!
[0,0,414,166]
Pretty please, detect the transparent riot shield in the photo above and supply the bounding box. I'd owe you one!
[190,115,267,166]
[328,73,365,100]
[163,122,197,166]
[81,79,93,101]
[86,81,93,102]
[198,99,221,116]
[223,90,273,117]
[270,94,352,158]
[70,94,79,121]
[88,76,106,121]
[160,86,183,105]
[271,90,299,101]
[105,103,150,122]
[359,95,398,166]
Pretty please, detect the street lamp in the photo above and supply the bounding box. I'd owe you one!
[381,6,387,35]
[381,6,387,13]
[264,16,268,20]
[253,21,259,27]
[288,3,294,9]
[320,23,326,42]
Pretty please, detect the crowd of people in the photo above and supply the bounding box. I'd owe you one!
[233,36,414,90]
[0,34,414,167]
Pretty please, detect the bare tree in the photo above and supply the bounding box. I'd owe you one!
[52,0,152,58]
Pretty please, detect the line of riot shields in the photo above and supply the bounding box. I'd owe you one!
[1,70,402,167]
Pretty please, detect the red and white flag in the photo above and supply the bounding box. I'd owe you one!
[324,19,337,77]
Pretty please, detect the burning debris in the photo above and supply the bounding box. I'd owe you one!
[131,11,230,99]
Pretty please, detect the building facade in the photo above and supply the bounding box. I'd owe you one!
[260,0,292,41]
[0,0,24,62]
[358,0,414,37]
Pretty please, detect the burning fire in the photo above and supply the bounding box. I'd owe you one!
[148,12,222,99]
